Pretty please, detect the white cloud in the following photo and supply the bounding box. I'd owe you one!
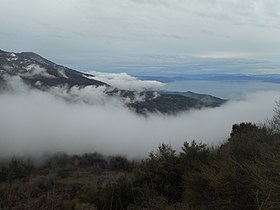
[21,64,55,78]
[49,85,119,106]
[85,71,164,91]
[195,51,256,59]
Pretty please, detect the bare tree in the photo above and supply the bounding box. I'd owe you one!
[269,101,280,133]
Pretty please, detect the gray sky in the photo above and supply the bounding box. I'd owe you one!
[1,0,280,74]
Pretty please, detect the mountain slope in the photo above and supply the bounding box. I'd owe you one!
[0,50,107,88]
[164,91,226,106]
[130,93,204,114]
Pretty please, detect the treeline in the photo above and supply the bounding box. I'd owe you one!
[1,119,280,209]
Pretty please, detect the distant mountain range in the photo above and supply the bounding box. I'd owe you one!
[0,49,226,114]
[138,73,280,83]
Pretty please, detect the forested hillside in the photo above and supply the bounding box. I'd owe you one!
[1,108,280,209]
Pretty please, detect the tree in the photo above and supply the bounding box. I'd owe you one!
[134,144,183,203]
[270,100,280,133]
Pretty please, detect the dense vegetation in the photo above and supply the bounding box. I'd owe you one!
[1,110,280,209]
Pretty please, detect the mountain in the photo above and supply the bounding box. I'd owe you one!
[138,73,280,84]
[129,92,206,114]
[0,49,225,114]
[163,91,226,106]
[0,50,107,88]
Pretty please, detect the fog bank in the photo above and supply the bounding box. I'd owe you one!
[0,79,279,158]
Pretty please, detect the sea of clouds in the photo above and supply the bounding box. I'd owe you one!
[0,73,279,158]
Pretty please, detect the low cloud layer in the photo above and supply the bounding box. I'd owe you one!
[86,71,164,91]
[0,79,279,158]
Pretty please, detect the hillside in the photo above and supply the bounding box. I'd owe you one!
[1,120,280,209]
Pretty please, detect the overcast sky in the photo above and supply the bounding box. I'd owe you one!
[1,0,280,74]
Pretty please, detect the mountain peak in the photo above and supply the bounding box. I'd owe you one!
[0,49,108,88]
[19,51,41,58]
[18,51,54,66]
